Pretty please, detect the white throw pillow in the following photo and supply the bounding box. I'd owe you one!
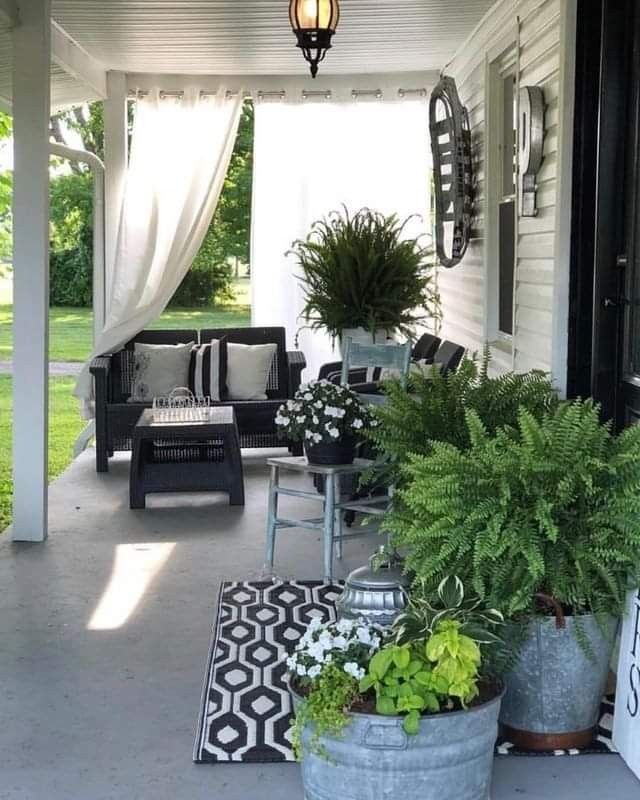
[129,341,195,402]
[226,342,277,400]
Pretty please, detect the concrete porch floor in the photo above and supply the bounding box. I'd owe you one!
[1,448,639,800]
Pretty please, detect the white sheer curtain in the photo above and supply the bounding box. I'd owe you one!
[251,99,431,380]
[75,87,244,412]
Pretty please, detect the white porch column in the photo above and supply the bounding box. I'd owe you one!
[12,0,51,542]
[103,70,128,305]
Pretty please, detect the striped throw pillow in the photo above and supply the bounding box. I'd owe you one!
[188,338,228,401]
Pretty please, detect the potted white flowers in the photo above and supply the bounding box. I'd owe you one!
[286,578,507,800]
[275,380,376,465]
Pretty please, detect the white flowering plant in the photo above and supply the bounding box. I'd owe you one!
[287,616,383,683]
[287,617,386,759]
[275,380,377,446]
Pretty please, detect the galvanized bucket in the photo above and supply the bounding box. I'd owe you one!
[293,686,503,800]
[500,612,618,750]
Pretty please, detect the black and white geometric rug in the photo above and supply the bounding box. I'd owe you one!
[193,580,342,763]
[194,580,617,763]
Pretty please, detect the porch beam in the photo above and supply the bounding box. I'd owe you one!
[12,0,51,542]
[51,19,107,99]
[0,0,19,28]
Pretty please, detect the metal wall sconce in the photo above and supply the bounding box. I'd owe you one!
[519,86,546,217]
[289,0,340,78]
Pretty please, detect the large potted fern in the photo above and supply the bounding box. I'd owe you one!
[383,400,640,750]
[366,349,558,488]
[290,206,440,346]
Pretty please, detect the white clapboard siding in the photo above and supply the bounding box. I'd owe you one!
[436,0,574,391]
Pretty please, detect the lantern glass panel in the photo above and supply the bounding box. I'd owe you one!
[290,0,338,31]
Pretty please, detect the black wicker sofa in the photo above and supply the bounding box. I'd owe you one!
[90,326,306,472]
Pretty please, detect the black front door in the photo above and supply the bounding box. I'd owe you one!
[620,13,640,426]
[568,0,640,429]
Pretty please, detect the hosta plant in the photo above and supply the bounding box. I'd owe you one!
[393,576,505,650]
[275,379,377,446]
[384,400,640,621]
[291,206,440,342]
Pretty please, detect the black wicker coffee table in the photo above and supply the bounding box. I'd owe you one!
[129,407,245,509]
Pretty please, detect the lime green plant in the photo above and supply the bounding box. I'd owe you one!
[291,206,440,342]
[360,622,482,735]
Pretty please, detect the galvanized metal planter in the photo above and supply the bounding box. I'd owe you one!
[500,613,618,750]
[292,686,503,800]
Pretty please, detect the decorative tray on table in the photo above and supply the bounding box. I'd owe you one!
[151,387,212,423]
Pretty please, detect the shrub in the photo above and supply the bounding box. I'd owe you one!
[49,173,94,307]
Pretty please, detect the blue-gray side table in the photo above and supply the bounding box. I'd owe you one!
[264,456,388,581]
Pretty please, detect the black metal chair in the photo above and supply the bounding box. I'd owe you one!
[90,326,306,473]
[318,333,442,388]
[432,340,465,375]
[411,332,441,361]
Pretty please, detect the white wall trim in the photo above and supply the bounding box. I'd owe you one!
[550,0,577,397]
[51,19,107,99]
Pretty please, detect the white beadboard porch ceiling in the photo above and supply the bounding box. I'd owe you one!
[51,0,496,76]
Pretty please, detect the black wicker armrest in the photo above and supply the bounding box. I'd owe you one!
[287,350,307,395]
[318,360,342,381]
[89,355,113,375]
[90,355,115,409]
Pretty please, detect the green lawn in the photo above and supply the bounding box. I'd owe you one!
[0,300,251,362]
[0,377,85,531]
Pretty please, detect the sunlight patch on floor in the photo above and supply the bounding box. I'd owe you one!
[87,542,176,631]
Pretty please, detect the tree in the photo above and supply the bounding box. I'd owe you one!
[49,172,94,306]
[50,99,253,308]
[48,104,102,306]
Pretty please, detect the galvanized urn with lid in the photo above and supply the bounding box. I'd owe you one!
[336,549,409,627]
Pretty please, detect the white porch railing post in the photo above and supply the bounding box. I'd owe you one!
[11,0,51,542]
[103,70,128,306]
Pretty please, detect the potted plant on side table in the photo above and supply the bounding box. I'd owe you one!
[384,400,640,750]
[287,577,507,800]
[290,206,441,348]
[276,379,377,465]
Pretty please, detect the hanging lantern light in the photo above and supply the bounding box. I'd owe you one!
[289,0,340,78]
